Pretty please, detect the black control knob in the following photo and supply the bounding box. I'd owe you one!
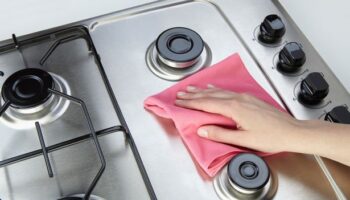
[228,153,270,191]
[278,42,306,73]
[299,72,329,105]
[258,14,286,44]
[325,106,350,124]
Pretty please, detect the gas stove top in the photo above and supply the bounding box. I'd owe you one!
[0,0,349,200]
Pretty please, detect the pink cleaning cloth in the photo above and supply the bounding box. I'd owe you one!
[144,53,284,177]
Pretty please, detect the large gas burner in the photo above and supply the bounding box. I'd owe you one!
[0,68,71,129]
[2,68,54,109]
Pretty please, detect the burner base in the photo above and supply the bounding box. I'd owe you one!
[146,41,211,81]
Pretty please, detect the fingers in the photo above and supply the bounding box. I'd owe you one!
[177,85,237,100]
[175,85,242,118]
[185,85,202,93]
[176,85,276,114]
[175,97,234,118]
[197,125,250,147]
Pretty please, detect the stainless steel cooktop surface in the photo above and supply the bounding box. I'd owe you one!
[0,0,349,200]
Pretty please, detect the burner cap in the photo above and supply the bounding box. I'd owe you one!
[2,68,54,109]
[156,27,204,63]
[228,153,270,190]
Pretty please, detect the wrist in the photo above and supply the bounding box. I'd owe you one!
[284,119,320,154]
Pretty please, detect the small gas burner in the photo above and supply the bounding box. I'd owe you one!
[214,153,277,200]
[0,68,71,129]
[146,27,211,81]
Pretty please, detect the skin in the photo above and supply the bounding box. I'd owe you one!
[175,84,350,167]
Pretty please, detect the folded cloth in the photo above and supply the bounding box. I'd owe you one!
[144,53,284,177]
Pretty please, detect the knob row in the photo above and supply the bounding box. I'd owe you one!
[258,15,350,124]
[258,15,307,73]
[298,70,350,123]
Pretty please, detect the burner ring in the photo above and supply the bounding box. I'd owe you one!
[2,68,54,109]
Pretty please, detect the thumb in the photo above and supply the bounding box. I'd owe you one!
[197,125,248,146]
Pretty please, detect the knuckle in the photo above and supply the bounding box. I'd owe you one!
[182,99,196,107]
[188,98,208,108]
[206,127,219,139]
[229,99,240,108]
[195,98,206,104]
[191,92,208,99]
[189,93,201,98]
[241,93,252,100]
[208,88,220,93]
[191,99,204,107]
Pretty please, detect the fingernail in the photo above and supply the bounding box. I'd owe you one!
[177,91,186,96]
[186,85,197,91]
[197,128,208,138]
[207,84,215,88]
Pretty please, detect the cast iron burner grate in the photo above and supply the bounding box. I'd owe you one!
[0,27,156,200]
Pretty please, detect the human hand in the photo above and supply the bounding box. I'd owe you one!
[175,85,305,153]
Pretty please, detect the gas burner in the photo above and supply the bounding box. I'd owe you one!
[0,68,71,129]
[146,27,211,81]
[60,194,106,200]
[214,153,277,200]
[2,68,54,109]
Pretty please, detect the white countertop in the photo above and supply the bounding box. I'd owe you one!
[1,0,349,92]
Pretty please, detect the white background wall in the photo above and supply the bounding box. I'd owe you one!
[0,0,349,92]
[280,0,350,92]
[0,0,153,40]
